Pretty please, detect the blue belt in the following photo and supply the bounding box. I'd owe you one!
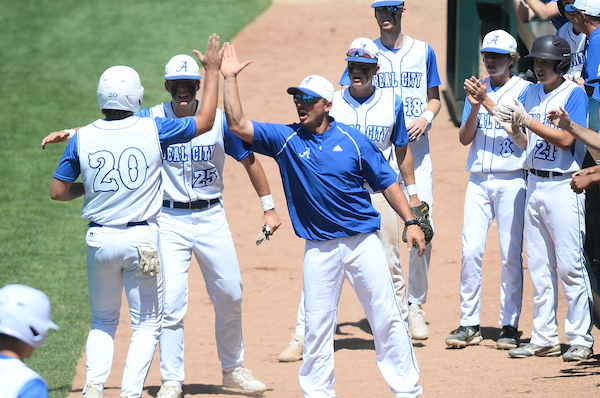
[529,168,563,178]
[163,198,220,210]
[88,221,148,228]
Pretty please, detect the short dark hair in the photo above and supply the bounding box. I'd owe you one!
[102,109,134,120]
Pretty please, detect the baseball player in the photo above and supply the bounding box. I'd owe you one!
[339,0,442,340]
[0,284,59,398]
[278,36,424,362]
[221,43,425,397]
[49,34,223,398]
[41,52,276,396]
[445,30,530,350]
[513,0,568,30]
[495,35,594,361]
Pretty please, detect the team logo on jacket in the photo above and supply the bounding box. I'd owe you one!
[299,147,311,159]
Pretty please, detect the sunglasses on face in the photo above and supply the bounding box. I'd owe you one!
[293,94,320,105]
[346,48,375,59]
[375,6,401,13]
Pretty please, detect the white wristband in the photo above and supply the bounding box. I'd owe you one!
[421,110,434,124]
[63,129,76,140]
[406,184,418,196]
[260,194,275,211]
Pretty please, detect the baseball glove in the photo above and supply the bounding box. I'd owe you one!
[401,201,434,248]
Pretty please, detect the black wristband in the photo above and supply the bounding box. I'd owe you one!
[405,218,419,227]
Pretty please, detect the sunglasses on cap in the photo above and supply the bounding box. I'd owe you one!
[375,6,401,12]
[293,94,321,105]
[346,48,376,59]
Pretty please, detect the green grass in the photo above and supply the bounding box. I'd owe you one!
[0,0,270,396]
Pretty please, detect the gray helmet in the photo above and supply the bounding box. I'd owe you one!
[525,35,571,75]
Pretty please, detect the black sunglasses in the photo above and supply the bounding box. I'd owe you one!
[293,94,320,105]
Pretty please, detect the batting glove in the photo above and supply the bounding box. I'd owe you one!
[136,243,160,276]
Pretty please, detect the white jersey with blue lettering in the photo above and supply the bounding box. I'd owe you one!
[372,36,441,158]
[464,75,531,173]
[329,88,406,163]
[523,79,588,173]
[143,103,240,202]
[556,22,586,80]
[77,117,164,225]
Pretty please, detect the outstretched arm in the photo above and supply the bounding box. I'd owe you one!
[221,43,254,144]
[41,128,82,149]
[548,106,600,151]
[191,34,223,137]
[240,153,282,234]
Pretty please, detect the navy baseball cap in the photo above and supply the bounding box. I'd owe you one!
[287,75,334,102]
[371,0,405,8]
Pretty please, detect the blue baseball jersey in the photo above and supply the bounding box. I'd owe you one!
[543,0,567,29]
[137,102,250,202]
[582,27,600,86]
[523,80,588,173]
[461,76,531,173]
[249,120,398,241]
[53,116,197,225]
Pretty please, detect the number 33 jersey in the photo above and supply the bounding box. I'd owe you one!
[141,102,250,203]
[53,115,197,225]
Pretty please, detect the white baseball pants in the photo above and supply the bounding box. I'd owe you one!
[525,174,594,348]
[299,233,422,398]
[460,170,526,327]
[83,221,163,398]
[157,204,244,387]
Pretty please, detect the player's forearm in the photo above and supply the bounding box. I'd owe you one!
[223,75,255,144]
[426,87,441,118]
[242,154,272,197]
[193,69,219,137]
[525,0,559,20]
[564,119,600,151]
[382,182,414,222]
[458,104,480,146]
[513,0,534,22]
[50,179,84,201]
[530,119,576,150]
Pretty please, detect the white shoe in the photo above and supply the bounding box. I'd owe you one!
[278,334,304,362]
[83,383,102,398]
[223,368,267,393]
[408,304,429,340]
[157,385,182,398]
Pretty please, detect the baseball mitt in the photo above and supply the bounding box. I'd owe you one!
[401,201,434,248]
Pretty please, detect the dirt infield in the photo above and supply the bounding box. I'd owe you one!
[67,1,600,397]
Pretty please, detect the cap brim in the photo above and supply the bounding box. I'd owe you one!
[564,4,577,12]
[478,47,511,54]
[287,87,323,98]
[345,56,378,64]
[371,1,404,8]
[165,76,201,81]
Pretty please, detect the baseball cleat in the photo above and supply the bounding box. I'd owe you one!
[445,325,482,348]
[496,325,520,350]
[408,304,429,340]
[508,343,561,358]
[278,334,304,362]
[83,383,102,398]
[157,384,182,398]
[562,345,593,362]
[223,368,267,394]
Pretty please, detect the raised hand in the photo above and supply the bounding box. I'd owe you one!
[464,76,487,104]
[193,33,223,73]
[546,106,571,130]
[220,42,252,78]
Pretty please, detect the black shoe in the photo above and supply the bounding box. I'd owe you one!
[445,325,482,348]
[496,325,519,350]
